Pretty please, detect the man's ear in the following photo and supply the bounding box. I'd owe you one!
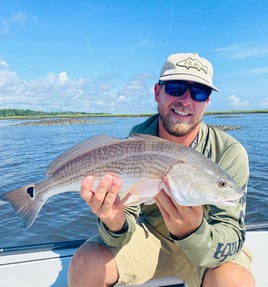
[154,83,161,102]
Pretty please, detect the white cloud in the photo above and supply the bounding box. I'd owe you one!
[214,42,268,60]
[0,64,20,86]
[228,95,250,108]
[1,12,28,33]
[58,72,68,85]
[0,62,156,114]
[0,60,9,68]
[243,67,268,76]
[218,66,268,82]
[118,95,126,101]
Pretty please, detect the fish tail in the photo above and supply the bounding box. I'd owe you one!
[1,184,44,229]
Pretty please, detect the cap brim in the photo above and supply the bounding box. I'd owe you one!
[159,74,219,92]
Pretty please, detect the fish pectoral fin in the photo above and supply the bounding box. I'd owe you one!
[123,179,161,206]
[121,191,133,205]
[143,199,156,205]
[122,192,143,206]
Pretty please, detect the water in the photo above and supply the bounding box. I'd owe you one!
[0,114,267,247]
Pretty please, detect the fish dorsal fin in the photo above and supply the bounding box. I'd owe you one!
[46,134,121,176]
[46,133,172,177]
[129,133,184,149]
[129,133,166,143]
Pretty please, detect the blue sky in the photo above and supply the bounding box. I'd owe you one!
[1,0,268,114]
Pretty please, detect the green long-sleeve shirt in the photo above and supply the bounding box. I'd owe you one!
[98,114,249,268]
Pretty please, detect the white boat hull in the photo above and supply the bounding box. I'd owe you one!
[0,230,267,287]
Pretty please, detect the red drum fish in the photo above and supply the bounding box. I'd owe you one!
[1,134,244,229]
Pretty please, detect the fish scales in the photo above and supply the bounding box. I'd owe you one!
[46,152,169,191]
[48,139,181,182]
[1,134,244,229]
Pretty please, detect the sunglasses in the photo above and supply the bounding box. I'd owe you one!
[159,80,212,102]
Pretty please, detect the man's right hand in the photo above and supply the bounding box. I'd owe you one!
[80,174,127,232]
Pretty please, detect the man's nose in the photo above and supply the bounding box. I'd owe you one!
[177,88,192,103]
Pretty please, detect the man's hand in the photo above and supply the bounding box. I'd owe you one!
[80,174,126,232]
[155,189,203,239]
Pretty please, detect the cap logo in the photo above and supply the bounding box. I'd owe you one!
[176,57,208,74]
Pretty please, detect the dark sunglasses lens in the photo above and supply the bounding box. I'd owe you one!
[165,83,188,97]
[191,86,211,102]
[161,81,212,102]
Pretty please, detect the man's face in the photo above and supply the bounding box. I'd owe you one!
[155,82,209,137]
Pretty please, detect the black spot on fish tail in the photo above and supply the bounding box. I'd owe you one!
[1,184,44,229]
[26,186,35,198]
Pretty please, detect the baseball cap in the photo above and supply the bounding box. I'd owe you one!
[159,53,219,92]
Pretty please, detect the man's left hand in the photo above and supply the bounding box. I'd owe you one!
[155,189,203,239]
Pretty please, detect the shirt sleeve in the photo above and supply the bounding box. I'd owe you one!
[98,205,140,247]
[172,202,246,267]
[172,139,249,268]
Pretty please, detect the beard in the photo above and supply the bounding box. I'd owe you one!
[159,109,201,137]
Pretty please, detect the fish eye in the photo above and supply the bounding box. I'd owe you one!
[218,179,227,188]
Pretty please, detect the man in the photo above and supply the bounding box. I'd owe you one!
[68,53,254,287]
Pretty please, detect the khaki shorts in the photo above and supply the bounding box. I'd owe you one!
[88,223,253,287]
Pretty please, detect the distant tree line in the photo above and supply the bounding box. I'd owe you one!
[0,109,47,117]
[1,108,267,118]
[0,109,109,117]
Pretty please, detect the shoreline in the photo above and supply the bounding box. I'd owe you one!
[0,109,268,121]
[6,116,241,131]
[0,110,266,130]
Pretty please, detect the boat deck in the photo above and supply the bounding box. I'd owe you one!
[0,230,267,286]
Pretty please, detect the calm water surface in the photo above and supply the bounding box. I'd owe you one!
[0,114,267,247]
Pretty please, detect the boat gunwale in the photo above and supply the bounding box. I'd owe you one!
[1,222,268,256]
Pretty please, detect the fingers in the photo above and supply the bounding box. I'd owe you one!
[155,190,203,238]
[80,174,127,232]
[121,191,133,206]
[155,189,178,219]
[80,175,95,203]
[155,190,191,225]
[91,174,113,210]
[100,175,122,213]
[80,174,122,214]
[155,189,202,218]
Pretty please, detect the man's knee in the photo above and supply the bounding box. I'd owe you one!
[202,262,255,287]
[68,242,118,287]
[69,242,114,273]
